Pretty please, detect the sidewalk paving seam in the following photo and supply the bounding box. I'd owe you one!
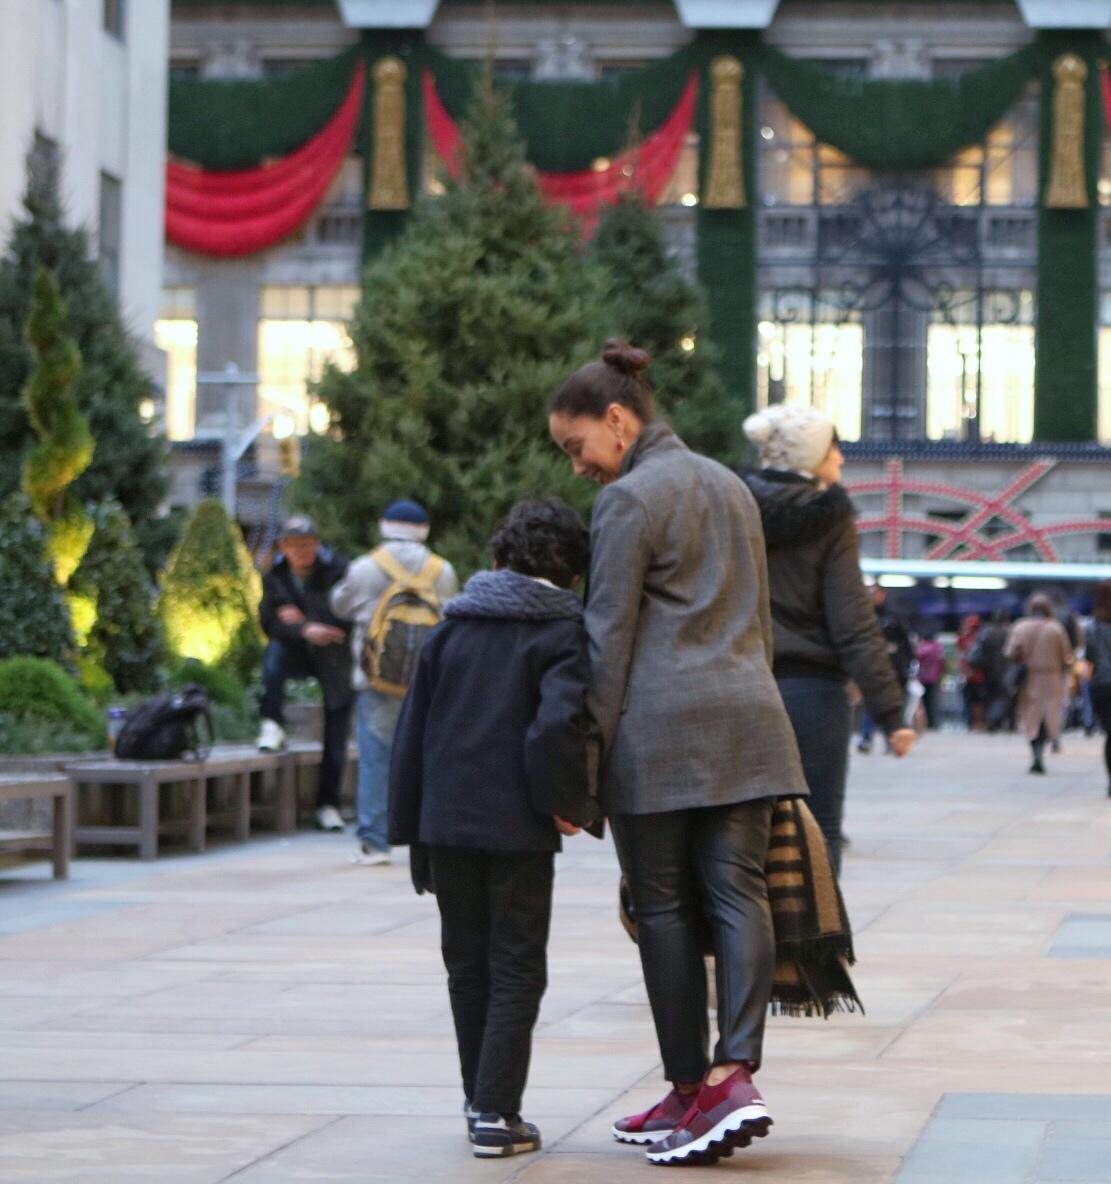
[216,1113,343,1181]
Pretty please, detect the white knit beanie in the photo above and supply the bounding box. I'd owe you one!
[743,405,836,475]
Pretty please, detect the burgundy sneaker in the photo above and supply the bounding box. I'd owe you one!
[612,1088,694,1146]
[645,1067,772,1166]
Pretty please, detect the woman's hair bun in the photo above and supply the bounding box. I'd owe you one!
[742,411,774,445]
[601,338,651,376]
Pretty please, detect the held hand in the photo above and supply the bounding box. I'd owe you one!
[278,605,306,626]
[887,728,916,758]
[302,622,346,646]
[553,816,581,837]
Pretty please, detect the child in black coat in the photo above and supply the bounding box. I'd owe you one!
[388,498,599,1160]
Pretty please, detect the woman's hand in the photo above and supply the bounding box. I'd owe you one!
[887,728,916,758]
[553,816,581,837]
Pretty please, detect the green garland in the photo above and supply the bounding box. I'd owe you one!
[1034,31,1102,442]
[167,45,360,170]
[757,42,1040,170]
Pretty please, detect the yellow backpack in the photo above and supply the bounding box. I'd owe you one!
[361,547,445,698]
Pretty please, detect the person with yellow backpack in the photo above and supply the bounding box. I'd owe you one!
[330,501,458,864]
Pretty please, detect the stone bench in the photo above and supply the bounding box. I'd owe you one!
[0,774,73,880]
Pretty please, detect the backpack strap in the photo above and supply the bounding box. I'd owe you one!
[372,546,443,594]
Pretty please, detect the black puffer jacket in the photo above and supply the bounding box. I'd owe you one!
[388,569,599,853]
[741,469,905,736]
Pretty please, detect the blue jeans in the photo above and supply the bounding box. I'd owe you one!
[776,675,852,877]
[356,689,402,850]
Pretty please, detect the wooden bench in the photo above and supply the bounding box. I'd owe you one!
[200,746,291,838]
[65,757,208,861]
[0,774,73,879]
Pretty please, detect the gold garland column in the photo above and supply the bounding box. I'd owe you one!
[369,56,410,210]
[704,56,746,209]
[1045,53,1088,209]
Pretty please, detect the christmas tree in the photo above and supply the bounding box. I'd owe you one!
[591,193,741,462]
[0,494,74,665]
[299,86,607,574]
[0,156,173,571]
[20,267,94,584]
[71,500,164,694]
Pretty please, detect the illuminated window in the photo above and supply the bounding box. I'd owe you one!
[258,285,359,437]
[926,290,1035,442]
[657,132,700,207]
[154,286,197,441]
[1097,293,1111,443]
[755,292,864,442]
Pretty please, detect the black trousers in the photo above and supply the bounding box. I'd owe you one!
[429,846,554,1115]
[1094,685,1111,780]
[259,639,351,808]
[610,798,775,1084]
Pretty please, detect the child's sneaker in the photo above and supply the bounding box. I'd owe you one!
[612,1087,694,1145]
[470,1112,542,1158]
[645,1066,772,1166]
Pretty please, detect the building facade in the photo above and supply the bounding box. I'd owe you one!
[1,0,171,365]
[164,1,1111,565]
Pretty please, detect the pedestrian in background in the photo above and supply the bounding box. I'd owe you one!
[857,585,914,752]
[958,614,988,732]
[330,501,457,864]
[742,404,914,877]
[915,631,944,730]
[979,610,1013,732]
[1084,579,1111,794]
[257,516,352,833]
[1005,593,1074,775]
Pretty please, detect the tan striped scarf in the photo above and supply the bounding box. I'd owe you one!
[618,797,862,1019]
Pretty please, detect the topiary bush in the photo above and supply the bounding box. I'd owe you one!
[166,657,248,713]
[0,656,105,745]
[159,499,263,684]
[71,499,164,694]
[0,493,74,664]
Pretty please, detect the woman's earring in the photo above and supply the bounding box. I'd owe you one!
[616,438,625,452]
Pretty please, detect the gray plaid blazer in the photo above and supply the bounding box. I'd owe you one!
[586,422,808,815]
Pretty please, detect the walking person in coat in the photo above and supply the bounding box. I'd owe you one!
[388,499,599,1159]
[549,340,809,1167]
[330,501,457,864]
[740,405,914,878]
[1083,580,1111,794]
[258,515,352,833]
[916,632,945,731]
[1005,593,1074,774]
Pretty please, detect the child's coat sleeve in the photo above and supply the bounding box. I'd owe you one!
[524,625,601,829]
[387,646,434,846]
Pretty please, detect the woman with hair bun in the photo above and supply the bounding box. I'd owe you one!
[548,340,809,1167]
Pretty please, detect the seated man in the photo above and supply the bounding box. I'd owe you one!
[258,515,352,832]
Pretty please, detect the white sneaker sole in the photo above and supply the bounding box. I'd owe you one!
[612,1125,674,1145]
[646,1105,772,1165]
[472,1138,541,1158]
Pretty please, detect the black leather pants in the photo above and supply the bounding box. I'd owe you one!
[610,798,775,1084]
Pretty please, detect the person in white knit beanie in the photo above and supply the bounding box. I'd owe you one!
[742,404,837,478]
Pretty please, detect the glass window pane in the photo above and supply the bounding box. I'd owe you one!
[312,285,360,321]
[258,317,354,436]
[755,296,862,442]
[657,132,700,206]
[260,285,310,320]
[153,318,198,441]
[763,146,815,205]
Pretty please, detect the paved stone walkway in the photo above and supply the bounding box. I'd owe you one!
[0,731,1109,1182]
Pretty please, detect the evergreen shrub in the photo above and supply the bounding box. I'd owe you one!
[0,656,104,743]
[159,499,263,683]
[0,493,73,664]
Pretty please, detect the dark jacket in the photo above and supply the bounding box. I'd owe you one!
[741,469,905,736]
[259,547,352,703]
[1088,621,1111,688]
[388,569,599,853]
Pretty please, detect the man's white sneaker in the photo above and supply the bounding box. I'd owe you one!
[356,844,390,866]
[315,806,345,832]
[256,719,286,752]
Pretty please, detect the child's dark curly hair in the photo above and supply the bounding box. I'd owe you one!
[490,498,589,590]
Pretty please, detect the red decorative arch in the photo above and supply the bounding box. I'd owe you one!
[847,458,1108,562]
